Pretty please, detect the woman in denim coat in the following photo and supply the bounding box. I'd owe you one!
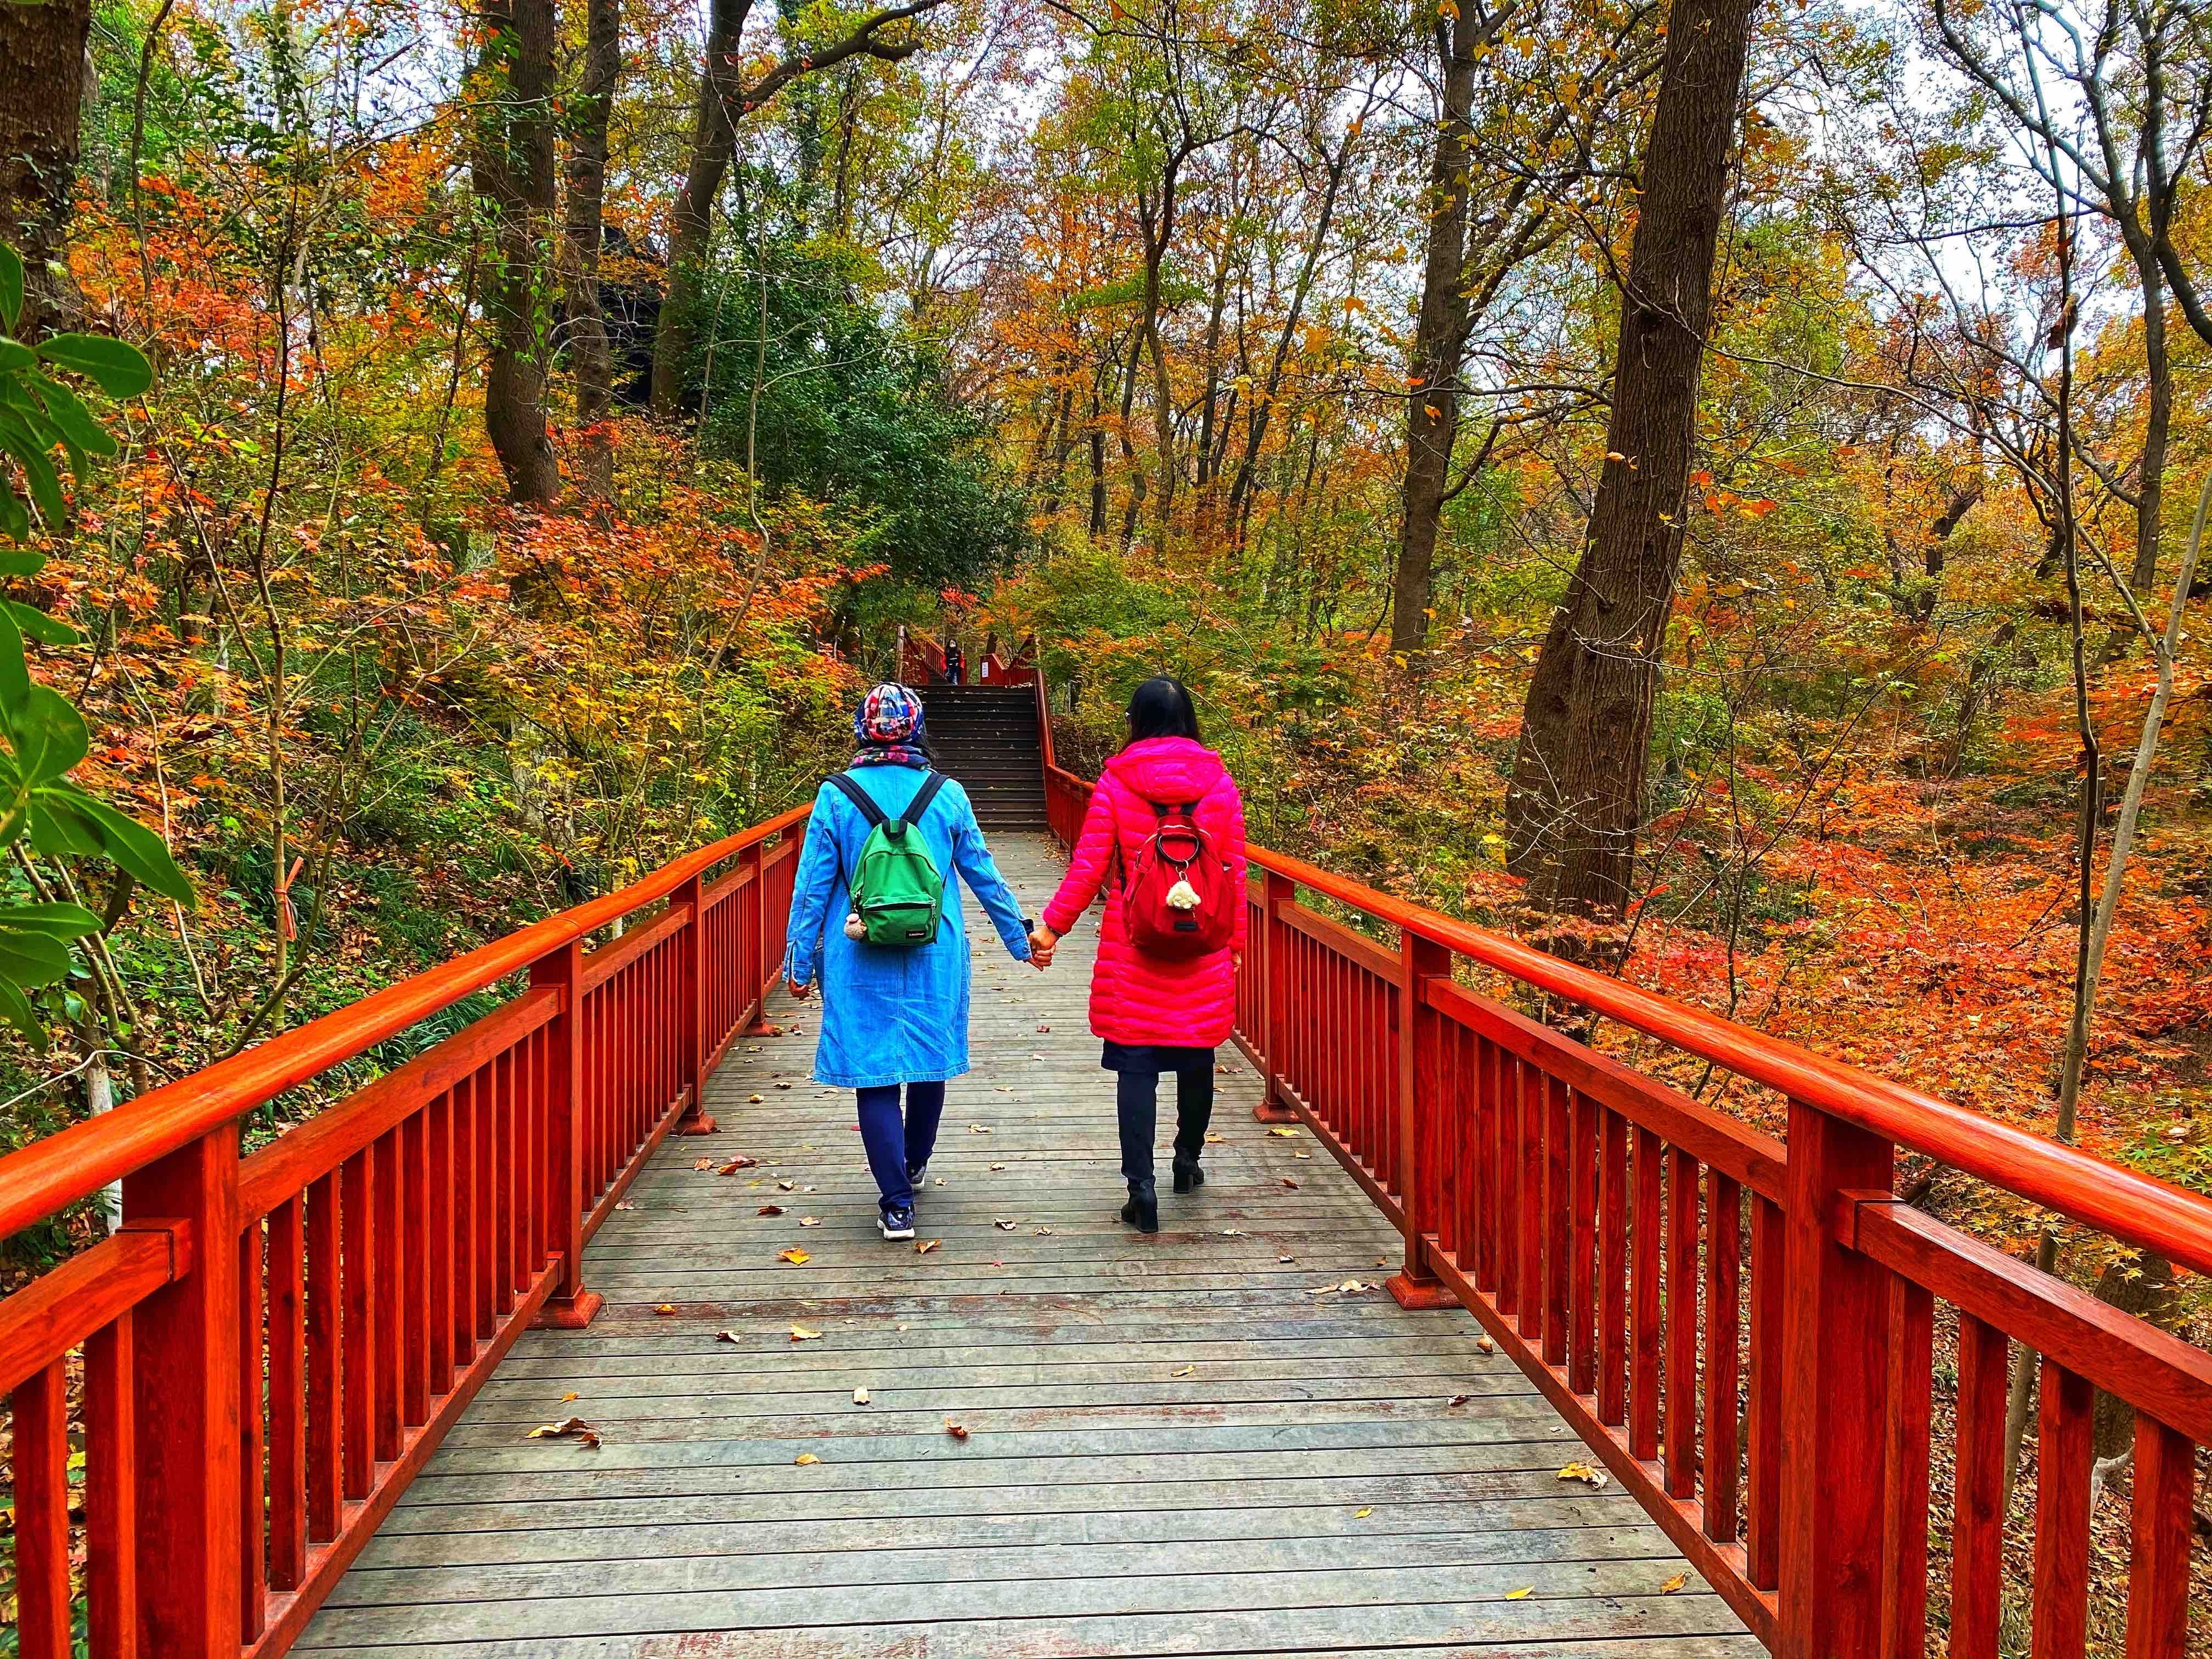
[783,684,1037,1238]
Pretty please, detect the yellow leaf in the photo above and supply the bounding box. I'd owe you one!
[1268,1126,1302,1137]
[559,1392,580,1403]
[916,1238,941,1254]
[1505,1586,1533,1600]
[654,1304,677,1316]
[778,1248,811,1265]
[1352,1506,1373,1519]
[794,1453,821,1465]
[790,1324,822,1341]
[1660,1571,1689,1594]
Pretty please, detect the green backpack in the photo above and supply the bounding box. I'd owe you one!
[827,771,951,947]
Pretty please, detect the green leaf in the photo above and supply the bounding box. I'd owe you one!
[0,426,66,527]
[0,473,24,542]
[0,340,35,373]
[0,548,47,576]
[36,334,153,398]
[0,603,27,717]
[45,786,193,902]
[24,792,104,858]
[0,923,74,987]
[5,601,80,646]
[0,972,49,1048]
[0,901,101,939]
[24,373,117,459]
[5,683,89,785]
[0,241,21,335]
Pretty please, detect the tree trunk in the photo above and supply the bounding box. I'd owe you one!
[2131,252,2169,592]
[1501,0,1756,913]
[474,0,562,505]
[0,0,92,340]
[651,0,749,416]
[1391,14,1479,657]
[565,0,622,501]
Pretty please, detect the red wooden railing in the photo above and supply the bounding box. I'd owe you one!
[897,624,1036,685]
[1048,759,2210,1658]
[0,806,806,1659]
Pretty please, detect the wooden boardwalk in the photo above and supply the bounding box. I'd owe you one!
[297,837,1754,1658]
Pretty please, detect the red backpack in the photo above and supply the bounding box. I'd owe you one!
[1120,799,1238,960]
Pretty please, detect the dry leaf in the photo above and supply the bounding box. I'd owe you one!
[1352,1506,1373,1519]
[654,1304,677,1316]
[1293,1152,1311,1160]
[1281,1177,1300,1189]
[758,1204,785,1216]
[1268,1126,1302,1137]
[779,1180,797,1191]
[794,1453,821,1466]
[526,1417,601,1449]
[916,1239,941,1255]
[1557,1462,1609,1488]
[1277,1254,1295,1263]
[1475,1335,1496,1355]
[969,1124,991,1133]
[993,1218,1018,1232]
[614,1200,636,1211]
[1447,1393,1472,1407]
[1036,1024,1051,1032]
[716,1330,741,1343]
[559,1392,581,1403]
[775,1082,793,1090]
[692,1158,715,1171]
[1660,1572,1688,1594]
[799,1216,822,1227]
[852,1387,871,1406]
[1221,1228,1247,1237]
[1034,1226,1053,1235]
[1505,1587,1533,1601]
[778,1248,811,1265]
[790,1324,822,1341]
[748,1094,765,1104]
[943,1419,969,1441]
[1204,1132,1226,1143]
[988,1162,1008,1171]
[1172,1365,1195,1378]
[716,1159,748,1175]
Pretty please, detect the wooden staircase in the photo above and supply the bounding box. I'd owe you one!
[919,683,1050,831]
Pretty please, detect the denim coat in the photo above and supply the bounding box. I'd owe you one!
[782,765,1034,1088]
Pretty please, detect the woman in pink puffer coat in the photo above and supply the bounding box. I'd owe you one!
[1033,678,1247,1233]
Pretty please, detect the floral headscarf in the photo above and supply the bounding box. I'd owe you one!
[850,683,929,769]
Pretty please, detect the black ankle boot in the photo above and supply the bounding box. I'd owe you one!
[1121,1180,1159,1233]
[1171,1154,1205,1193]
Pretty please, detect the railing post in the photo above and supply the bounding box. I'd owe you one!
[673,873,716,1134]
[532,939,602,1329]
[1254,869,1298,1124]
[1776,1099,1894,1658]
[121,1127,241,1657]
[1388,927,1456,1309]
[744,842,780,1036]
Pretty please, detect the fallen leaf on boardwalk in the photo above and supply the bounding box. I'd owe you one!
[1352,1506,1372,1519]
[527,1417,600,1449]
[1280,1177,1300,1189]
[693,1158,716,1171]
[716,1331,741,1343]
[853,1387,871,1406]
[1557,1462,1609,1488]
[717,1160,750,1175]
[1268,1126,1302,1138]
[758,1204,785,1216]
[720,1153,758,1169]
[748,1094,765,1104]
[1278,1254,1295,1263]
[989,1163,1008,1172]
[1029,1052,1047,1059]
[776,1082,792,1090]
[614,1201,636,1211]
[969,1124,992,1133]
[1292,1152,1311,1160]
[995,1086,1013,1093]
[790,1325,822,1341]
[779,1180,797,1190]
[943,1419,969,1441]
[1475,1336,1496,1355]
[798,1216,822,1227]
[654,1304,678,1316]
[1447,1394,1472,1407]
[993,1218,1019,1232]
[1172,1366,1195,1378]
[915,1239,940,1255]
[1205,1132,1226,1144]
[794,1453,821,1466]
[1320,1279,1370,1295]
[1035,1227,1053,1235]
[1660,1572,1688,1594]
[778,1248,811,1265]
[1036,1024,1051,1032]
[560,1392,581,1403]
[1505,1587,1532,1601]
[1221,1228,1247,1237]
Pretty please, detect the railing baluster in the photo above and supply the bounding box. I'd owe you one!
[1879,1274,1932,1659]
[304,1171,341,1542]
[86,1312,139,1658]
[1703,1170,1742,1543]
[402,1111,430,1425]
[452,1076,478,1359]
[1747,1193,1783,1589]
[1599,1105,1628,1426]
[1518,1059,1544,1336]
[340,1146,375,1498]
[13,1357,72,1659]
[1949,1313,2007,1659]
[1388,928,1452,1307]
[1663,1145,1699,1500]
[2125,1417,2195,1658]
[2029,1358,2093,1658]
[267,1195,307,1592]
[1258,869,1295,1120]
[494,1048,516,1315]
[1478,1039,1501,1296]
[1570,1089,1598,1399]
[1544,1076,1571,1370]
[373,1131,403,1462]
[1630,1124,1662,1463]
[239,1218,267,1638]
[533,938,601,1327]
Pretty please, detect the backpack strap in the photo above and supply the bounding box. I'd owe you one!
[898,771,950,834]
[826,771,889,827]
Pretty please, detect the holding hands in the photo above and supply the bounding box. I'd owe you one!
[1027,924,1059,970]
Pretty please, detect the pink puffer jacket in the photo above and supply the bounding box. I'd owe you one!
[1042,737,1249,1048]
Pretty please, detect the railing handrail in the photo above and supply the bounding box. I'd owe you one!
[0,802,812,1242]
[1045,760,2212,1276]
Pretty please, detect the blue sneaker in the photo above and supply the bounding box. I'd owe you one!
[906,1159,929,1187]
[879,1204,916,1241]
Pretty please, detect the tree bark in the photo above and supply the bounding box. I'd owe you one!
[1391,13,1480,657]
[474,0,562,505]
[1501,0,1757,913]
[0,0,92,340]
[565,0,622,502]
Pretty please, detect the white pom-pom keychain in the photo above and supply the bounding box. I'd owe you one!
[844,911,868,939]
[1164,877,1201,911]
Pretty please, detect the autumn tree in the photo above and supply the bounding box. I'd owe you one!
[565,0,623,501]
[1501,0,1759,915]
[476,0,562,504]
[0,0,92,338]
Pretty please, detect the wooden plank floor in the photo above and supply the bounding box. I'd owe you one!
[298,836,1755,1658]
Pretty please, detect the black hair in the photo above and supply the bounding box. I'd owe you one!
[1124,676,1201,746]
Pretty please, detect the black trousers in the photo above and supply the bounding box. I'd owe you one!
[1116,1069,1215,1187]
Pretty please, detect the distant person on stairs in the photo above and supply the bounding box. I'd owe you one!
[784,684,1040,1240]
[1029,678,1248,1234]
[943,638,965,685]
